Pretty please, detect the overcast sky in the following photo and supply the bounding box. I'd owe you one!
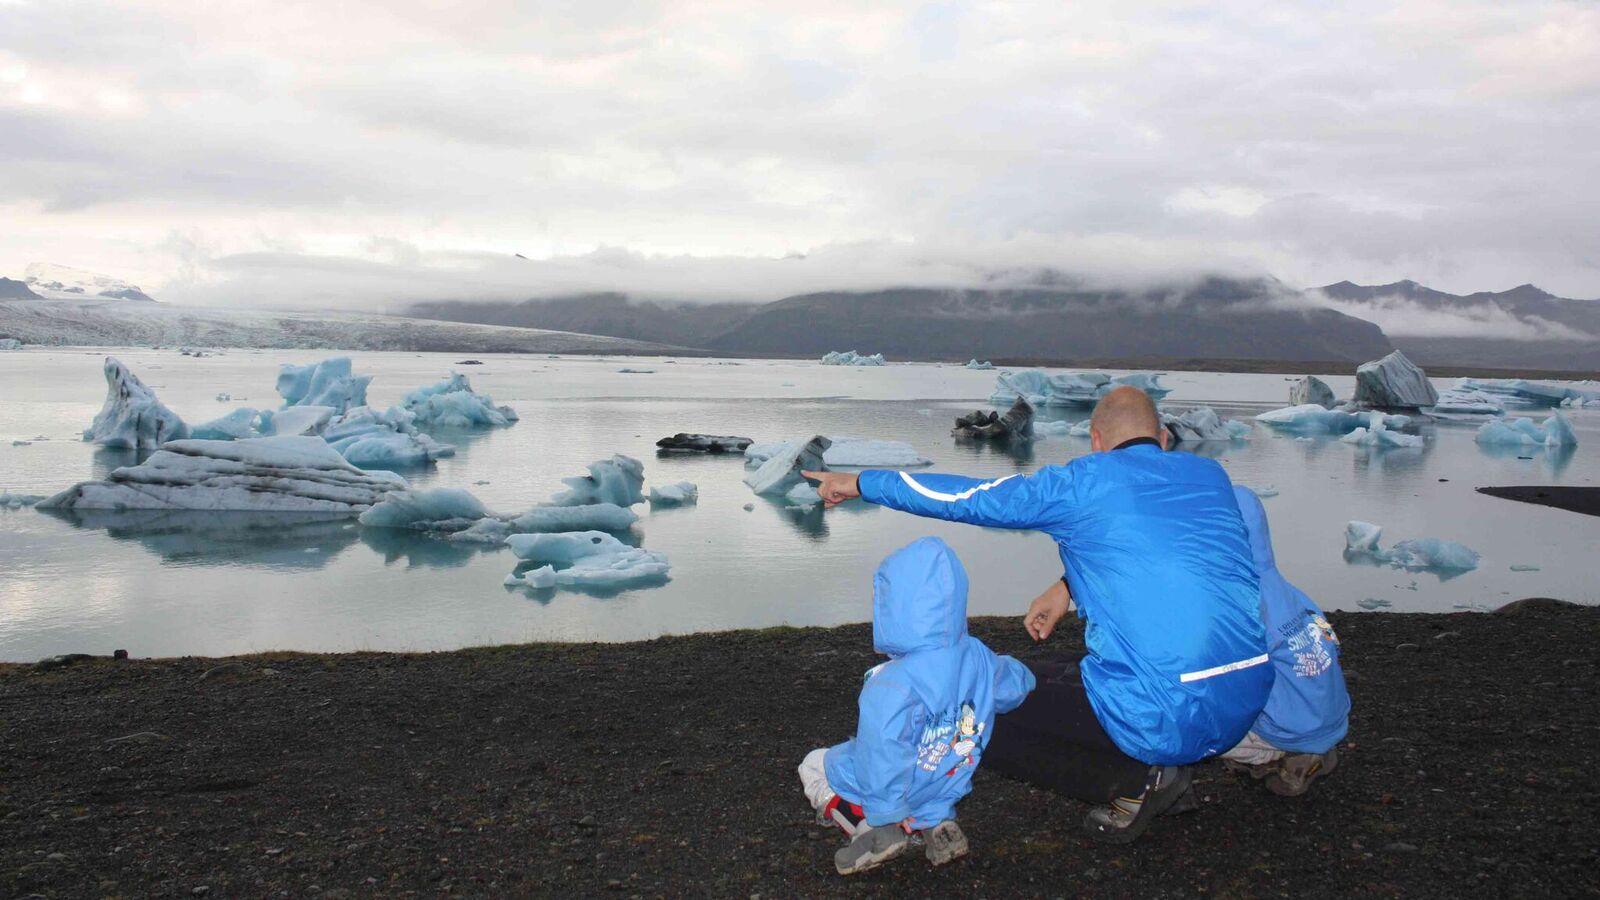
[2,0,1597,309]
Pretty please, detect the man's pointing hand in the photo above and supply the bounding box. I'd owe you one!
[802,471,860,508]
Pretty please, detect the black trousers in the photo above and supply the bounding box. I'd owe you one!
[983,658,1152,802]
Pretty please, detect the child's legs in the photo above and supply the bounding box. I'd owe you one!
[1221,731,1286,766]
[798,747,837,812]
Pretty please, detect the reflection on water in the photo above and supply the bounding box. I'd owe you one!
[40,508,361,569]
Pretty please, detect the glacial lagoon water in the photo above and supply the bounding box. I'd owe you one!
[1,348,1596,661]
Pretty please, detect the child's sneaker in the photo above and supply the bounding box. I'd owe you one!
[834,824,911,875]
[818,795,867,837]
[1265,749,1339,797]
[921,820,969,866]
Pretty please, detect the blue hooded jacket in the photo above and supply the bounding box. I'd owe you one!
[823,537,1036,828]
[858,443,1273,765]
[1233,487,1350,753]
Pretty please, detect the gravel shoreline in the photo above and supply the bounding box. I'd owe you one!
[3,605,1597,899]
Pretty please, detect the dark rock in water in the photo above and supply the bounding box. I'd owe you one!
[1476,485,1600,518]
[1290,375,1337,408]
[1494,597,1583,616]
[1353,350,1438,409]
[455,359,484,365]
[952,398,1034,440]
[655,433,754,454]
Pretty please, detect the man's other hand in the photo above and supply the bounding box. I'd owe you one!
[802,471,860,508]
[1025,579,1074,641]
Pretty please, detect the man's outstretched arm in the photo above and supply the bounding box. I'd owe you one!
[805,468,1073,532]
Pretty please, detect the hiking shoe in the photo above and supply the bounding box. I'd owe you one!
[1265,748,1339,798]
[1083,765,1193,845]
[922,820,969,866]
[834,824,911,875]
[819,795,867,836]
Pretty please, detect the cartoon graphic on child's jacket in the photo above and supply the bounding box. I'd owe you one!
[822,537,1036,828]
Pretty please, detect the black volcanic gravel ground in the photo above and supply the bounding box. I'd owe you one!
[3,605,1598,899]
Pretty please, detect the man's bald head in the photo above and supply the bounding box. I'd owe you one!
[1089,386,1166,452]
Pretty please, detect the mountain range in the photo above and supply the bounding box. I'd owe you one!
[410,276,1599,371]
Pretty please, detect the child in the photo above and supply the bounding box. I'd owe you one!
[796,537,1036,875]
[1221,485,1350,796]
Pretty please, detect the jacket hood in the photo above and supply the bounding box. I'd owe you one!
[873,537,969,657]
[1232,486,1277,571]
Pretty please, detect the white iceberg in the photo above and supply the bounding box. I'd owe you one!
[1255,404,1411,434]
[745,436,928,468]
[1338,412,1425,448]
[966,359,994,370]
[359,487,638,542]
[261,405,335,437]
[785,482,823,506]
[989,370,1170,408]
[1426,387,1505,422]
[1344,520,1479,572]
[1457,378,1600,408]
[1289,376,1337,408]
[744,435,830,496]
[1162,407,1252,442]
[1475,411,1578,448]
[549,455,646,507]
[401,372,518,428]
[190,407,263,441]
[322,406,455,469]
[648,481,698,506]
[505,531,669,588]
[83,357,190,449]
[1352,350,1438,409]
[1,490,46,508]
[820,350,886,366]
[276,357,371,414]
[40,436,407,513]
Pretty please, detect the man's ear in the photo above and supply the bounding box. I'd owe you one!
[1089,427,1105,452]
[1157,427,1170,451]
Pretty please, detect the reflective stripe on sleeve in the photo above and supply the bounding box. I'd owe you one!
[1179,653,1270,683]
[897,471,1020,503]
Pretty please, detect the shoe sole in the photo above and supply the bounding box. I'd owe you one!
[835,837,910,875]
[924,821,969,866]
[1085,766,1194,845]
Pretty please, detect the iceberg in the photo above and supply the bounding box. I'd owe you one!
[401,372,518,429]
[785,482,823,506]
[322,405,455,469]
[1338,412,1425,448]
[745,436,929,467]
[1344,520,1479,573]
[1352,350,1438,409]
[820,350,886,366]
[0,338,21,350]
[648,481,698,506]
[1457,378,1600,408]
[1255,404,1411,435]
[40,436,407,513]
[505,531,669,588]
[1162,407,1252,442]
[359,487,638,542]
[743,435,830,496]
[655,433,753,454]
[989,370,1169,408]
[1475,412,1578,448]
[952,399,1035,441]
[1426,386,1505,422]
[966,359,994,370]
[83,357,190,449]
[261,405,335,437]
[1,490,46,509]
[358,487,489,531]
[549,454,646,507]
[190,407,263,441]
[1289,376,1336,409]
[276,357,371,414]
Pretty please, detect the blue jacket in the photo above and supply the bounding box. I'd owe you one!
[824,538,1036,828]
[1233,487,1350,753]
[858,443,1272,765]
